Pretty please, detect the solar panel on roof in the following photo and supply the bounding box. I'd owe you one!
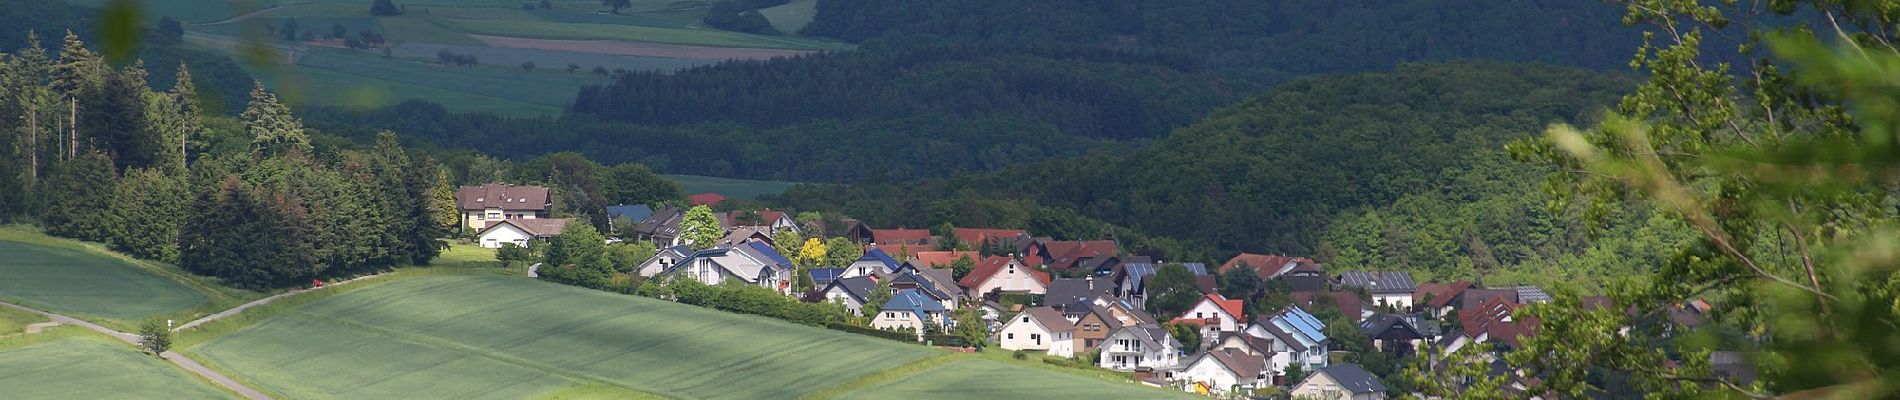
[1283,307,1329,342]
[1125,263,1156,278]
[1182,263,1208,275]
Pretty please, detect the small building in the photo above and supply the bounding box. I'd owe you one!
[456,184,550,231]
[653,242,794,295]
[1171,293,1246,334]
[1245,306,1330,377]
[998,306,1075,357]
[1291,363,1387,400]
[842,247,903,279]
[819,276,878,313]
[873,289,951,341]
[1098,324,1179,371]
[958,256,1051,297]
[476,218,569,249]
[1336,271,1417,310]
[635,245,694,277]
[808,268,845,290]
[1173,348,1270,396]
[1359,314,1429,358]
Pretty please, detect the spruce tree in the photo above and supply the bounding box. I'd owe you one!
[109,168,186,263]
[240,81,310,158]
[39,152,117,241]
[84,63,161,171]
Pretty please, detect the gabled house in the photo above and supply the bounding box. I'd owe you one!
[909,251,978,268]
[1360,314,1430,358]
[636,245,694,277]
[1173,348,1270,396]
[842,247,903,279]
[819,276,877,313]
[476,218,569,249]
[808,268,845,293]
[1291,363,1388,400]
[457,184,551,230]
[889,270,956,311]
[720,226,775,248]
[1456,294,1538,349]
[999,306,1075,357]
[1292,290,1368,323]
[950,228,1027,249]
[842,220,874,244]
[634,205,686,246]
[1113,262,1209,310]
[958,256,1051,297]
[653,241,794,295]
[873,289,951,341]
[870,228,932,246]
[1214,332,1274,358]
[1078,255,1152,277]
[1044,277,1116,307]
[1336,271,1417,310]
[1099,324,1179,371]
[1171,293,1246,346]
[751,209,800,234]
[1246,306,1330,376]
[1412,280,1473,317]
[1220,253,1321,280]
[1041,240,1119,272]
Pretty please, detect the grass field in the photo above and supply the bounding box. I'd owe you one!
[0,306,48,336]
[835,359,1198,399]
[440,18,846,49]
[0,329,237,399]
[665,174,803,200]
[256,64,564,116]
[387,43,710,75]
[757,0,818,34]
[0,239,208,325]
[63,0,276,24]
[190,276,936,399]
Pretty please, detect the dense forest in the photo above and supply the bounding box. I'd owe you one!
[0,1,255,114]
[801,0,1640,73]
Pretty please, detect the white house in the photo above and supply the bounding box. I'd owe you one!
[636,245,693,277]
[841,248,902,279]
[653,241,795,295]
[957,256,1051,297]
[1099,325,1179,371]
[1245,306,1330,376]
[1337,271,1417,310]
[1291,364,1388,400]
[872,289,950,341]
[1173,349,1270,396]
[819,276,878,314]
[998,307,1076,358]
[476,219,569,249]
[1171,293,1245,335]
[457,184,550,230]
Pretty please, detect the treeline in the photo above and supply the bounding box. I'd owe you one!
[771,63,1645,273]
[702,0,787,36]
[0,2,256,114]
[0,35,450,289]
[802,0,1639,73]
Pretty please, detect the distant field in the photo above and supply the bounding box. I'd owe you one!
[836,359,1198,399]
[63,0,274,24]
[441,18,847,49]
[665,174,802,200]
[0,333,236,399]
[295,48,608,106]
[190,276,935,399]
[0,240,207,325]
[757,0,818,34]
[389,43,710,73]
[255,63,564,116]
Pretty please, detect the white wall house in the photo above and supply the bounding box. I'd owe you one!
[457,184,550,230]
[1173,349,1269,396]
[1172,293,1244,333]
[653,242,794,295]
[476,219,569,249]
[1246,306,1330,376]
[998,307,1076,358]
[1099,325,1178,371]
[1291,364,1388,400]
[636,245,693,277]
[872,289,949,341]
[959,256,1050,296]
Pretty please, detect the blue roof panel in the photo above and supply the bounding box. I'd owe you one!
[1282,306,1328,342]
[747,241,794,268]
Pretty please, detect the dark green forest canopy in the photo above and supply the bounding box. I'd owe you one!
[801,0,1640,73]
[0,2,253,114]
[773,62,1636,259]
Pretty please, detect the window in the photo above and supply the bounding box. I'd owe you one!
[1007,333,1014,340]
[886,312,896,318]
[1031,333,1040,343]
[1022,316,1030,323]
[1196,312,1204,318]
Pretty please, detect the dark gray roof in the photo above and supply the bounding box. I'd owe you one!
[1336,271,1416,294]
[1359,314,1425,338]
[1045,277,1115,306]
[635,205,685,238]
[1282,275,1328,292]
[1198,348,1268,379]
[1317,363,1387,393]
[825,276,877,303]
[1513,285,1553,303]
[892,271,954,301]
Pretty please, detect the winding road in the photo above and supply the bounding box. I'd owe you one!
[0,301,273,400]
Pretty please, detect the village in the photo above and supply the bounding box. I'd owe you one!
[458,183,1740,399]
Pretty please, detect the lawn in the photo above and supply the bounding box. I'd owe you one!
[386,43,709,76]
[439,18,847,49]
[0,306,47,336]
[0,237,209,325]
[434,243,499,268]
[665,174,803,200]
[63,0,274,24]
[0,330,237,399]
[189,276,936,399]
[757,0,818,34]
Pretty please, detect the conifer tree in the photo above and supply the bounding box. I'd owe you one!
[240,81,310,157]
[39,152,117,241]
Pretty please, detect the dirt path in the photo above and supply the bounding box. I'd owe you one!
[0,302,274,400]
[173,273,382,333]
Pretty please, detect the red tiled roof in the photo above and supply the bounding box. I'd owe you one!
[456,184,549,211]
[1291,290,1365,322]
[689,193,727,205]
[958,256,1051,289]
[1044,240,1117,271]
[912,251,978,267]
[1168,294,1245,325]
[1414,280,1473,308]
[1219,253,1318,279]
[951,228,1026,246]
[866,243,932,258]
[871,229,932,245]
[757,209,787,224]
[1195,275,1218,294]
[1457,294,1538,346]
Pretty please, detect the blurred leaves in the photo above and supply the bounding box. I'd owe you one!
[99,0,141,65]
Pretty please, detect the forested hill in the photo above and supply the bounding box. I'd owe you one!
[773,62,1636,261]
[800,0,1640,73]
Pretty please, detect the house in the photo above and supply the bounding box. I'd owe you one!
[1292,290,1368,323]
[870,228,932,247]
[1098,324,1179,371]
[910,251,978,268]
[1171,294,1246,344]
[1412,280,1473,317]
[1113,262,1210,310]
[958,256,1052,297]
[1078,255,1152,277]
[636,245,694,277]
[1245,306,1330,376]
[950,228,1026,249]
[842,220,874,244]
[998,307,1076,357]
[889,270,956,311]
[1039,240,1119,272]
[688,192,726,206]
[808,268,845,290]
[1359,314,1429,358]
[720,226,776,248]
[1044,277,1116,307]
[747,209,800,234]
[819,276,877,313]
[1214,332,1274,358]
[1068,297,1157,352]
[842,247,903,278]
[1336,271,1417,310]
[476,218,569,248]
[1220,253,1321,280]
[1290,363,1388,400]
[633,205,688,246]
[456,184,550,230]
[1457,294,1538,349]
[873,289,951,341]
[893,262,960,303]
[1173,348,1270,395]
[653,242,795,295]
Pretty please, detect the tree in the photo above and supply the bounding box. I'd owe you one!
[592,66,609,76]
[39,152,117,241]
[108,169,186,263]
[1143,263,1200,318]
[542,220,611,288]
[370,0,403,16]
[679,205,721,250]
[280,18,299,41]
[1164,321,1202,352]
[605,163,679,206]
[331,23,347,39]
[605,241,656,273]
[949,256,976,281]
[497,242,534,267]
[1283,364,1306,387]
[567,63,580,74]
[823,237,861,268]
[950,308,988,349]
[240,81,309,157]
[602,0,631,13]
[138,319,171,354]
[156,17,185,43]
[1217,265,1261,305]
[796,237,827,268]
[861,278,893,320]
[84,64,162,171]
[520,61,535,72]
[428,169,458,231]
[931,222,961,251]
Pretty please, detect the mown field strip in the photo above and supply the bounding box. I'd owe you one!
[0,330,238,400]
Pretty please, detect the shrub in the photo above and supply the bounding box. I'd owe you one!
[1013,350,1028,360]
[138,319,172,354]
[825,322,914,341]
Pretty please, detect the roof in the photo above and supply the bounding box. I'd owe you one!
[951,228,1026,246]
[1282,275,1328,292]
[1462,288,1521,310]
[858,247,902,271]
[1195,348,1269,380]
[1016,307,1076,332]
[1291,291,1364,322]
[456,184,549,211]
[1043,277,1115,306]
[958,256,1052,289]
[1414,280,1474,308]
[1360,314,1426,338]
[722,226,774,246]
[743,241,793,269]
[809,268,844,286]
[635,205,684,238]
[1174,294,1244,324]
[479,218,571,238]
[1278,306,1328,344]
[911,251,978,267]
[1512,285,1553,303]
[871,229,932,245]
[1337,271,1416,294]
[881,289,948,314]
[1194,275,1217,294]
[892,271,954,301]
[825,276,877,303]
[606,204,653,222]
[688,192,726,205]
[1315,364,1387,393]
[1044,240,1118,271]
[756,209,788,224]
[1108,324,1173,352]
[1220,253,1318,279]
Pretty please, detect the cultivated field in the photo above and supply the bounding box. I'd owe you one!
[758,0,818,34]
[836,359,1199,400]
[0,331,236,399]
[440,19,845,49]
[190,276,936,399]
[665,174,803,200]
[0,240,207,325]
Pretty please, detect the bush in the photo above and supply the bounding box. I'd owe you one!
[825,322,914,341]
[138,319,172,354]
[922,334,969,347]
[1013,350,1028,360]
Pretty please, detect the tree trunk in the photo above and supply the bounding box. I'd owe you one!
[27,104,37,182]
[68,98,77,158]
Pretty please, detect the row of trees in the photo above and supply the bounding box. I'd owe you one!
[0,34,454,289]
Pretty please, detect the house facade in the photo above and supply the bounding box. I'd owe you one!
[819,276,877,313]
[476,219,569,249]
[1098,325,1179,371]
[457,184,550,230]
[1246,306,1330,376]
[873,289,950,341]
[841,248,902,279]
[1173,349,1269,396]
[958,256,1051,297]
[1172,293,1245,334]
[653,242,794,295]
[1290,364,1388,400]
[998,307,1075,357]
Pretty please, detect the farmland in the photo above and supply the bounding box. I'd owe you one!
[836,359,1200,400]
[0,330,237,399]
[666,174,803,200]
[189,276,936,399]
[439,19,846,49]
[0,234,212,326]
